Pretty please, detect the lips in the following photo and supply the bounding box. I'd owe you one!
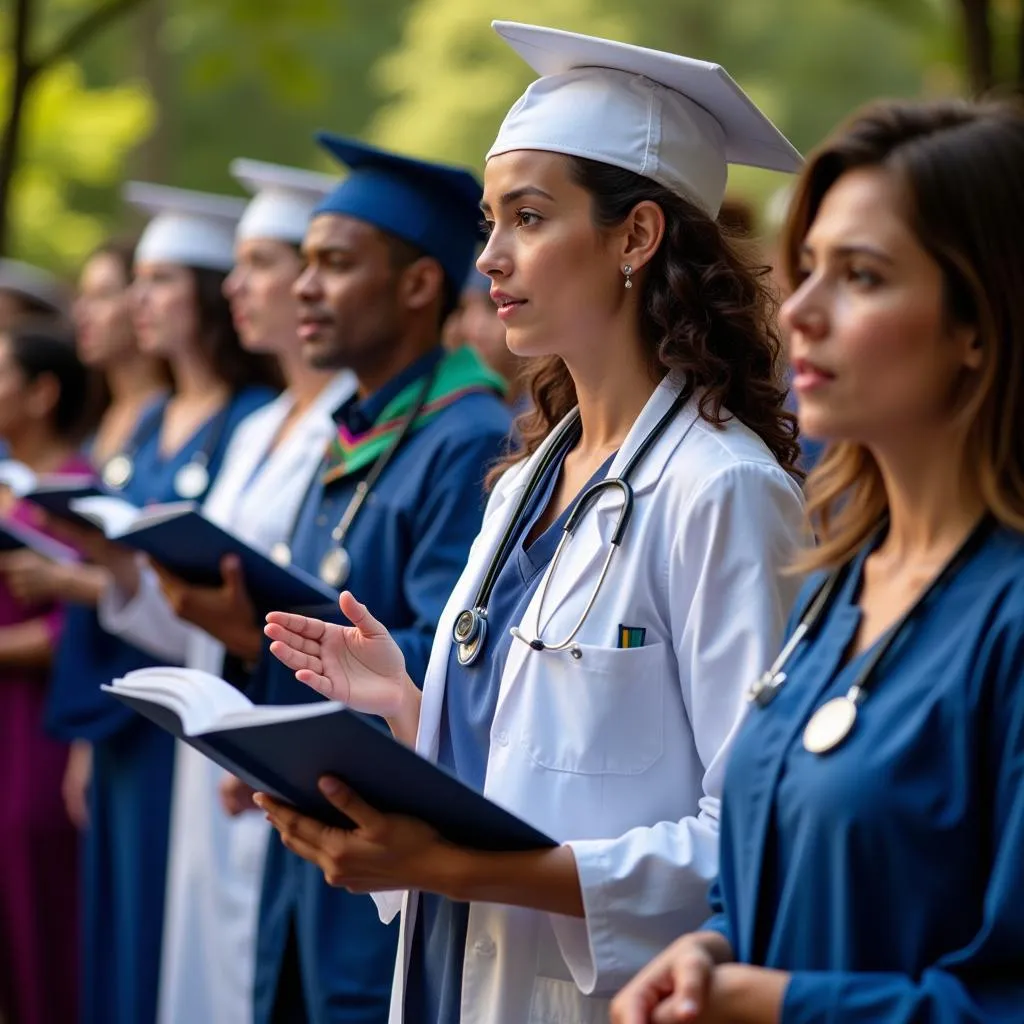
[791,357,835,390]
[491,291,526,321]
[297,315,332,341]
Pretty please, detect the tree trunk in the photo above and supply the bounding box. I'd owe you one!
[131,0,170,183]
[0,0,37,257]
[1016,0,1024,90]
[958,0,995,94]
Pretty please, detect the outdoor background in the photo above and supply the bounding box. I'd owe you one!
[2,0,1022,276]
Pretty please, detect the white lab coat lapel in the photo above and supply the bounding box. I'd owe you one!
[497,377,699,717]
[415,412,578,761]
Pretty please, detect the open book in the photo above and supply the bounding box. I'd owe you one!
[0,516,79,564]
[0,461,107,525]
[103,668,555,852]
[69,495,338,613]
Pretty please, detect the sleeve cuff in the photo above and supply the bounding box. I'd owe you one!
[781,971,845,1024]
[371,889,406,925]
[699,911,734,950]
[97,566,192,662]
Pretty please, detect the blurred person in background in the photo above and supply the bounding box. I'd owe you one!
[240,133,511,1024]
[0,321,92,1024]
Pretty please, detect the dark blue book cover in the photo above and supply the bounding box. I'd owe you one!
[109,690,555,853]
[113,509,338,614]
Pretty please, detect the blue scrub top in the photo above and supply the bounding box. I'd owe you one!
[707,523,1024,1022]
[405,440,615,1024]
[250,349,513,1024]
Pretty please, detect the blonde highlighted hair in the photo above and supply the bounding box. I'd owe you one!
[782,98,1024,571]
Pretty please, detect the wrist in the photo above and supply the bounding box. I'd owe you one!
[692,929,735,966]
[420,842,477,901]
[385,675,422,746]
[711,965,788,1024]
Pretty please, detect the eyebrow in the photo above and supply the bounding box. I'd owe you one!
[479,186,555,213]
[302,244,357,259]
[800,242,895,264]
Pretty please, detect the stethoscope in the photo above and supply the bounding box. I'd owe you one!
[452,389,691,667]
[100,396,233,502]
[270,363,440,588]
[746,513,993,756]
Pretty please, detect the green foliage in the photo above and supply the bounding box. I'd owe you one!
[369,0,635,166]
[1,52,154,271]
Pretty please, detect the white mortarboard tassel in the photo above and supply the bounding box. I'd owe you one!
[230,159,338,245]
[487,22,803,218]
[125,182,247,272]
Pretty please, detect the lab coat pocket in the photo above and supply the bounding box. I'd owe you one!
[522,642,667,776]
[527,975,608,1024]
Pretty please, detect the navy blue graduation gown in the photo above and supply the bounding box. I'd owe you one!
[47,386,274,1024]
[249,366,511,1024]
[707,524,1024,1022]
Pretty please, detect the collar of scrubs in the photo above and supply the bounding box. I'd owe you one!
[323,345,507,483]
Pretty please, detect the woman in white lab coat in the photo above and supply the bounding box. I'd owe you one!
[98,159,353,1024]
[259,24,808,1024]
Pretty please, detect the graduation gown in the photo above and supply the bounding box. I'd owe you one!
[707,523,1024,1022]
[249,351,511,1024]
[46,386,274,1024]
[0,454,92,1024]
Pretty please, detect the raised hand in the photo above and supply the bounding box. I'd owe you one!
[264,591,420,742]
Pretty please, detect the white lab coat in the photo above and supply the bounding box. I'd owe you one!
[372,375,808,1024]
[99,371,356,1024]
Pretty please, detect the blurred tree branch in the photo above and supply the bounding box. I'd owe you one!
[0,0,150,255]
[36,0,149,74]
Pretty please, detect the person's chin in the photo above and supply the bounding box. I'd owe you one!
[504,325,549,360]
[302,335,346,370]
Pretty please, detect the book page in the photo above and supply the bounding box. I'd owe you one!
[0,459,37,497]
[68,495,141,537]
[107,667,255,734]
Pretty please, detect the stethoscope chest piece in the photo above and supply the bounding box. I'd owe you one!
[319,546,351,589]
[802,689,860,754]
[453,608,487,666]
[102,454,134,491]
[174,459,211,501]
[269,542,292,567]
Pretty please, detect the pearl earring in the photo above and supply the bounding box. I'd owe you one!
[623,264,633,289]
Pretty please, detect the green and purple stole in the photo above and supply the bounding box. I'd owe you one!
[322,347,507,485]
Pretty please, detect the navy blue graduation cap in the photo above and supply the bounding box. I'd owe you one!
[313,133,483,289]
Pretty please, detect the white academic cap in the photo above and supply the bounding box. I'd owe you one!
[487,22,802,217]
[0,259,69,316]
[230,159,337,244]
[125,181,247,272]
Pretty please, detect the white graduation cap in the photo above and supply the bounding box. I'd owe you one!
[487,22,803,217]
[230,158,338,244]
[0,259,69,317]
[125,181,247,272]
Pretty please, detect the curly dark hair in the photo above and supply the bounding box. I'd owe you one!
[494,156,800,484]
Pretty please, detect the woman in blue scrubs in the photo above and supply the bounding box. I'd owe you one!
[45,184,277,1024]
[611,98,1024,1023]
